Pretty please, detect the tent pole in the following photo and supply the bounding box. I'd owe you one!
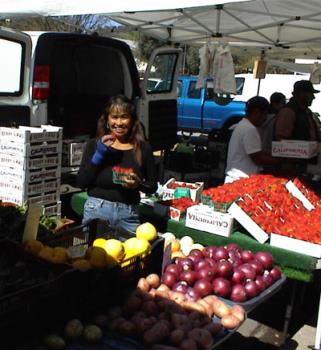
[256,49,266,96]
[257,78,261,95]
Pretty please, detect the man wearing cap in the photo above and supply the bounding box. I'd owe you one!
[274,80,320,176]
[275,80,320,141]
[225,96,282,183]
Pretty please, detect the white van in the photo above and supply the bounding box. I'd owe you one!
[0,27,182,151]
[234,73,321,115]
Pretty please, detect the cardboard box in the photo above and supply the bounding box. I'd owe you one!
[272,140,318,159]
[43,201,62,217]
[0,126,62,143]
[162,178,204,202]
[62,152,83,166]
[0,154,61,170]
[153,201,185,221]
[0,178,60,196]
[0,166,61,183]
[186,204,234,237]
[0,141,62,157]
[0,189,60,206]
[270,233,321,258]
[228,202,269,243]
[62,140,86,154]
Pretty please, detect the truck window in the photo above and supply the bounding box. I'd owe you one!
[236,77,245,95]
[0,38,24,95]
[177,80,182,97]
[187,81,201,99]
[147,53,177,93]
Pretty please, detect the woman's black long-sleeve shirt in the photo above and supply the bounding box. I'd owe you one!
[77,139,157,205]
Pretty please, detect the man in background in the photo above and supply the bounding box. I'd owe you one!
[225,96,282,183]
[274,80,320,176]
[260,92,286,152]
[275,80,320,142]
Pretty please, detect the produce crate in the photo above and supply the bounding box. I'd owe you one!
[0,239,74,334]
[213,200,234,213]
[41,219,165,312]
[220,274,287,313]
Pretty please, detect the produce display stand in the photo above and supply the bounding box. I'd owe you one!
[70,192,319,346]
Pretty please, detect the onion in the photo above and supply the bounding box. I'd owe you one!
[189,249,204,259]
[237,263,256,281]
[187,254,202,265]
[172,281,189,294]
[205,258,217,270]
[165,263,182,277]
[176,257,194,271]
[212,277,231,297]
[255,276,266,293]
[180,270,198,286]
[262,273,273,288]
[216,260,233,278]
[185,287,201,301]
[196,267,215,282]
[194,259,210,271]
[240,250,255,263]
[228,249,241,262]
[214,247,228,261]
[230,284,247,302]
[248,260,264,275]
[161,272,177,288]
[255,251,274,270]
[226,243,241,252]
[231,269,246,286]
[244,280,259,298]
[203,246,217,259]
[231,258,242,269]
[270,266,281,281]
[194,279,213,297]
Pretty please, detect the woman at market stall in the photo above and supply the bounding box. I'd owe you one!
[77,95,157,234]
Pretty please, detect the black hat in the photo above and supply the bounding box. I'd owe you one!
[293,80,319,94]
[246,96,270,113]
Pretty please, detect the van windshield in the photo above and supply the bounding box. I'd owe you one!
[0,38,24,95]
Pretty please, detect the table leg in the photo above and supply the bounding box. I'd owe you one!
[280,280,298,346]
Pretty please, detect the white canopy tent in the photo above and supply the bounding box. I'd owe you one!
[1,1,321,349]
[1,0,321,57]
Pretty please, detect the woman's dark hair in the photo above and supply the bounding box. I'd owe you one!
[96,95,145,165]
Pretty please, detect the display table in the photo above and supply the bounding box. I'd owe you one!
[71,191,318,282]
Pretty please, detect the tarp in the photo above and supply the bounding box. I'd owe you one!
[1,0,321,57]
[0,0,247,17]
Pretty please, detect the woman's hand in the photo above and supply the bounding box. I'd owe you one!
[123,172,141,189]
[101,133,116,147]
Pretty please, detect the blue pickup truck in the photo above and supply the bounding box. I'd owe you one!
[177,75,246,136]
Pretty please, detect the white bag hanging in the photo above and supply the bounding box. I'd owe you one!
[196,43,211,89]
[212,44,236,95]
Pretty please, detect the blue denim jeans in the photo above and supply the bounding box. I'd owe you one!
[82,196,140,234]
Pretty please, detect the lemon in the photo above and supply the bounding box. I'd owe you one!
[104,239,125,263]
[135,222,157,242]
[93,238,107,249]
[123,237,150,259]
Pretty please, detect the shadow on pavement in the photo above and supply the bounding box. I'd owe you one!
[215,332,280,350]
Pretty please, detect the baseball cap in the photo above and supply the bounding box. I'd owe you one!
[293,80,319,94]
[246,96,270,113]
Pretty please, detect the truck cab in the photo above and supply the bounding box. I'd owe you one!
[177,75,246,135]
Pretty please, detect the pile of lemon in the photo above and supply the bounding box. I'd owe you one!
[93,222,157,268]
[24,222,157,271]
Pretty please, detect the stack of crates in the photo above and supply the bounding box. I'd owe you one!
[0,125,63,217]
[62,139,86,168]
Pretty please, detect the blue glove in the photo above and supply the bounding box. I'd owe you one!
[91,139,110,165]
